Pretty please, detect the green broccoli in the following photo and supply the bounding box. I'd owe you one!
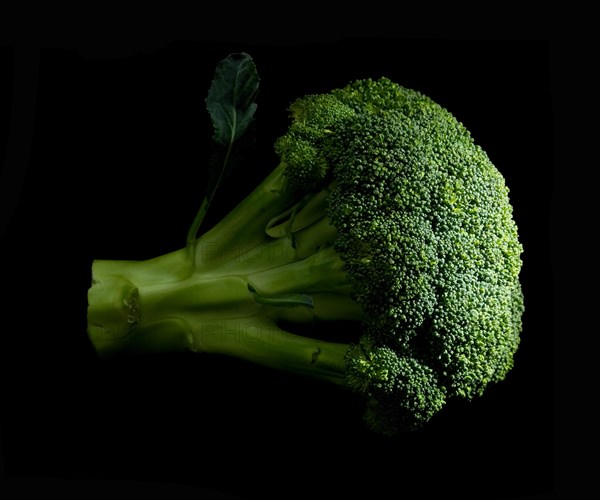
[87,54,524,436]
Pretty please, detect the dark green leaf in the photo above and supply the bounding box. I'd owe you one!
[205,53,259,146]
[187,53,260,246]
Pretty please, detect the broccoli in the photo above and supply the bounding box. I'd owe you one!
[87,54,524,436]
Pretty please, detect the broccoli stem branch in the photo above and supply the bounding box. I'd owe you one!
[192,162,292,268]
[186,134,236,246]
[186,196,210,247]
[190,316,348,385]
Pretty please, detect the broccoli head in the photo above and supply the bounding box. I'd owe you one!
[87,57,524,436]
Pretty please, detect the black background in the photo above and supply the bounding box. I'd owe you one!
[2,33,560,499]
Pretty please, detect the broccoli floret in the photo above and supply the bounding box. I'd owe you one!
[87,63,524,436]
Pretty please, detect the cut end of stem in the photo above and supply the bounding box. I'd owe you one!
[87,273,140,347]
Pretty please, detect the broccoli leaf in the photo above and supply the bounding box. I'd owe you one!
[187,53,259,245]
[206,52,259,146]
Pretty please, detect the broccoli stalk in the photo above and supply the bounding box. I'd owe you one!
[88,163,357,385]
[88,254,350,385]
[87,54,524,436]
